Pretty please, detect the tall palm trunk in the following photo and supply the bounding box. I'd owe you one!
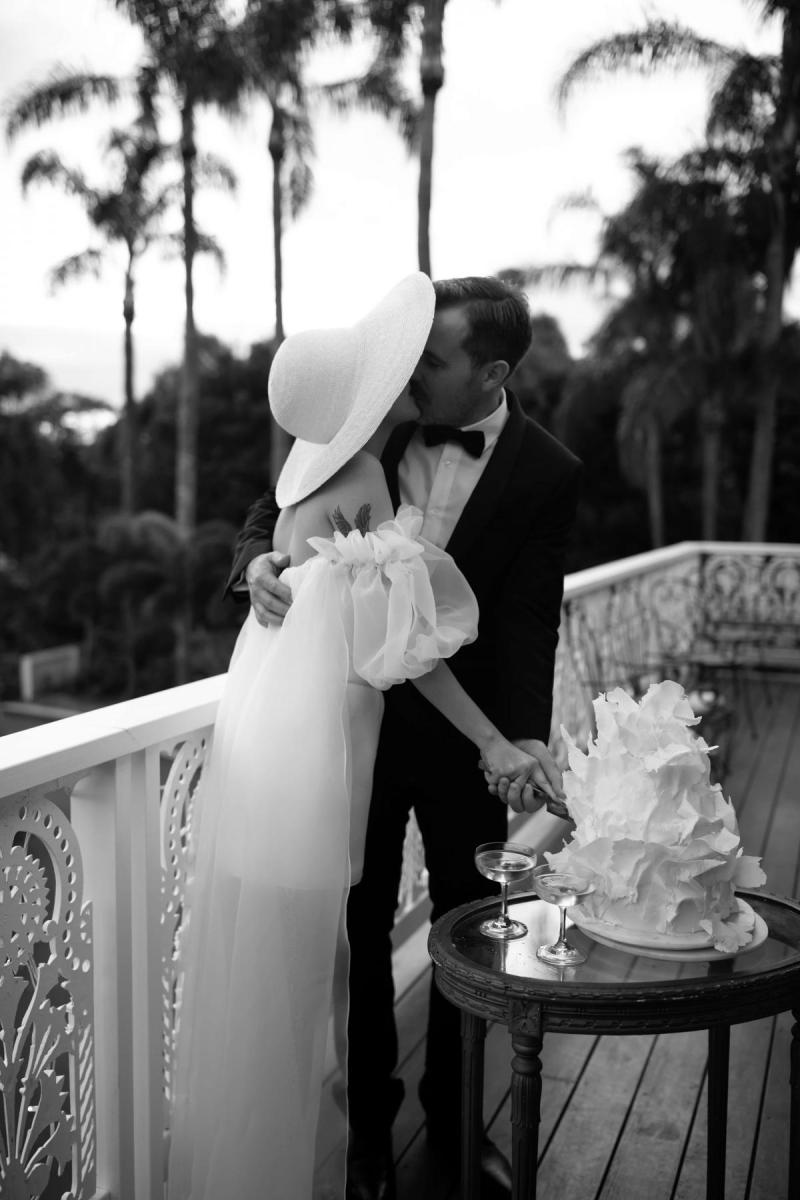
[742,208,785,542]
[644,415,664,547]
[121,261,136,515]
[700,390,723,540]
[268,105,291,485]
[121,262,137,694]
[743,15,799,542]
[175,97,199,683]
[418,0,446,276]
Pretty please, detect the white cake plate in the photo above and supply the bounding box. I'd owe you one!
[571,899,769,962]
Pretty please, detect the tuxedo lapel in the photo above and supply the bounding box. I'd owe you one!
[444,394,526,561]
[381,423,415,510]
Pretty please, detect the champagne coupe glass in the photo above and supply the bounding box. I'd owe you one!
[474,842,537,939]
[533,864,595,966]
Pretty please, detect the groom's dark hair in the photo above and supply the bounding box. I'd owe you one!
[433,277,533,375]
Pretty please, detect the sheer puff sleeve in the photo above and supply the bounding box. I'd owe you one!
[306,505,478,690]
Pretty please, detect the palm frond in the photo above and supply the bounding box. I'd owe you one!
[363,0,418,61]
[552,188,603,217]
[498,262,613,291]
[194,152,237,192]
[142,182,182,225]
[155,227,225,270]
[5,68,121,140]
[707,53,779,142]
[287,159,314,218]
[317,58,419,148]
[283,104,314,159]
[556,21,737,113]
[104,126,165,177]
[49,249,104,291]
[195,230,226,272]
[20,150,92,199]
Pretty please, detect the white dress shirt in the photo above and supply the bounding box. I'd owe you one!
[398,392,509,548]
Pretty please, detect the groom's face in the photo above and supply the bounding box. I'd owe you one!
[410,305,490,427]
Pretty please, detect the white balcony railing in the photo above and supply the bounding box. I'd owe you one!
[1,542,799,1200]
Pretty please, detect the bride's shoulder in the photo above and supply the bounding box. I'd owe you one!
[319,452,393,528]
[339,450,385,482]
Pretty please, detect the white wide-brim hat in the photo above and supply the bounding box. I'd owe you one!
[270,272,435,507]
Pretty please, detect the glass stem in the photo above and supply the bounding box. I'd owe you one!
[500,882,509,926]
[556,906,568,948]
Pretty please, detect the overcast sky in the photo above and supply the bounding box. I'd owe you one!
[0,0,789,409]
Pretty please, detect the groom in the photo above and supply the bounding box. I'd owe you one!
[227,276,582,1199]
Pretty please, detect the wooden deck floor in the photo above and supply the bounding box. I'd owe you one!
[386,673,800,1200]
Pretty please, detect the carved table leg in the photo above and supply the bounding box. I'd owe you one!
[460,1011,486,1200]
[707,1023,730,1200]
[509,1004,543,1200]
[790,1009,800,1200]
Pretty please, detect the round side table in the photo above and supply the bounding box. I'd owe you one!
[428,889,800,1200]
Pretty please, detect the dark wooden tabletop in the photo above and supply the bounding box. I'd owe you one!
[429,890,800,1034]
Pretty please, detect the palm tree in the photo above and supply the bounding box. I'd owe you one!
[556,7,800,542]
[112,2,244,539]
[103,0,245,682]
[366,0,446,275]
[368,0,496,277]
[502,148,761,545]
[417,0,445,276]
[19,129,168,513]
[602,151,760,542]
[5,30,240,683]
[240,0,416,482]
[3,52,235,544]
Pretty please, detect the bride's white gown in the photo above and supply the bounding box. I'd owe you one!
[167,506,478,1200]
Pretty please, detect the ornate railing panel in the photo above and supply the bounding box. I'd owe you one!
[0,542,798,1198]
[0,786,95,1199]
[698,550,800,666]
[0,679,220,1200]
[160,733,210,1126]
[552,545,702,762]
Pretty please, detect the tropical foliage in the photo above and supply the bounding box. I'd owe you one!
[555,4,800,541]
[3,0,800,711]
[0,339,274,702]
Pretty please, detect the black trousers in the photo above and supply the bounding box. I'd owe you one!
[346,715,508,1142]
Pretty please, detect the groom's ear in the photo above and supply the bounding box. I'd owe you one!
[481,359,510,390]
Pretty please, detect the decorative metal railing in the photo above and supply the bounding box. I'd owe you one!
[1,542,798,1200]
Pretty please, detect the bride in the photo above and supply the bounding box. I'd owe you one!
[166,273,546,1199]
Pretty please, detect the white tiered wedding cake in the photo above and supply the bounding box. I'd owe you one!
[548,680,766,952]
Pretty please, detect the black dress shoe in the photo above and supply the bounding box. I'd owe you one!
[345,1132,396,1200]
[426,1131,512,1198]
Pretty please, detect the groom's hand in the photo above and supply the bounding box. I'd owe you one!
[246,552,293,627]
[512,739,565,801]
[482,739,568,816]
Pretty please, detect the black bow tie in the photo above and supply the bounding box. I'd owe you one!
[421,425,485,458]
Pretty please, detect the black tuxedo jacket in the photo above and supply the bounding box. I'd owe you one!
[227,392,582,746]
